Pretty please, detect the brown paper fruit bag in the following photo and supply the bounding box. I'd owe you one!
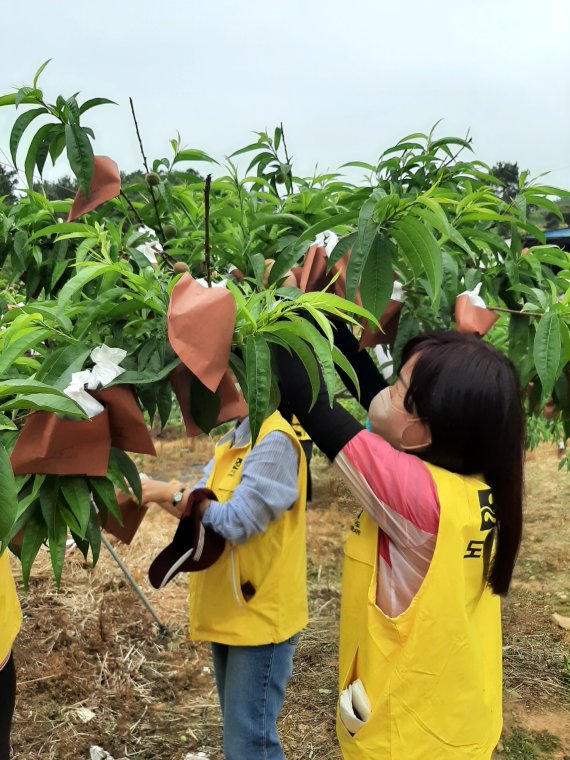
[67,156,121,221]
[91,385,156,456]
[170,365,248,437]
[455,294,499,336]
[10,409,111,476]
[102,490,148,544]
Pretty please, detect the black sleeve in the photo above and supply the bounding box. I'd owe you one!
[332,322,387,409]
[276,346,364,462]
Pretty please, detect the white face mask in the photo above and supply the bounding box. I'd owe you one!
[369,386,432,452]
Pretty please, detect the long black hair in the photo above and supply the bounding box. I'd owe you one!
[400,331,525,595]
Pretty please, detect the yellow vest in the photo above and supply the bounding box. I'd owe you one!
[338,463,502,759]
[189,412,308,645]
[0,551,22,662]
[291,415,311,442]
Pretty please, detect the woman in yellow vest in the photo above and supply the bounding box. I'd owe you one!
[277,330,524,759]
[0,551,22,758]
[143,411,307,760]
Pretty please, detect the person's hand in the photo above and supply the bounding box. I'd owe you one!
[141,479,183,506]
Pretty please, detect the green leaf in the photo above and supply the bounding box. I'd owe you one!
[24,123,57,187]
[245,335,271,444]
[0,415,17,431]
[65,96,81,125]
[341,161,377,171]
[332,346,360,400]
[250,213,310,232]
[69,530,90,561]
[249,252,266,287]
[190,375,221,434]
[89,476,122,524]
[297,291,377,324]
[508,313,530,369]
[20,511,47,589]
[15,472,44,503]
[0,90,42,108]
[15,87,36,107]
[79,97,117,115]
[268,240,309,285]
[0,327,53,375]
[85,504,101,564]
[0,393,84,417]
[10,107,48,166]
[533,312,561,401]
[267,327,320,408]
[0,444,18,545]
[441,252,459,304]
[36,125,61,178]
[109,448,142,504]
[108,358,180,386]
[156,381,173,430]
[346,197,378,301]
[359,234,395,320]
[295,319,337,404]
[29,222,95,241]
[326,232,357,271]
[32,59,52,89]
[35,345,91,389]
[48,128,66,165]
[57,263,117,308]
[247,151,275,173]
[173,149,216,165]
[297,211,357,244]
[40,479,67,586]
[229,142,264,158]
[392,215,442,301]
[60,478,91,538]
[65,123,94,197]
[0,379,73,399]
[274,126,282,150]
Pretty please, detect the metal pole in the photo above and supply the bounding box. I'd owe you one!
[100,532,168,634]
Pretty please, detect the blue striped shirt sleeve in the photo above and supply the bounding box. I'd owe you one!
[201,431,299,544]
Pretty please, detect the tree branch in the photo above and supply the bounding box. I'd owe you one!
[128,97,167,246]
[204,174,212,287]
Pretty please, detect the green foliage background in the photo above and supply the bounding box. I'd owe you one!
[0,61,569,584]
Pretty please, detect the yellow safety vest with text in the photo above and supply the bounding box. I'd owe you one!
[291,415,311,442]
[338,463,502,759]
[189,411,308,645]
[0,551,22,662]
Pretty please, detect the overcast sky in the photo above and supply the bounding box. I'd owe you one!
[2,0,570,188]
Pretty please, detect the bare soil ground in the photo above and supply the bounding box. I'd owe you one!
[10,438,570,760]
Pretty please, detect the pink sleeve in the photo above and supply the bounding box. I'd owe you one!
[334,430,439,547]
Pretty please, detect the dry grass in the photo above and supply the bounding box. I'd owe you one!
[9,440,570,759]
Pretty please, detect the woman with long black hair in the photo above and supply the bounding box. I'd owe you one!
[277,327,524,759]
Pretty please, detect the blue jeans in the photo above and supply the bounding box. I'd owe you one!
[211,634,300,760]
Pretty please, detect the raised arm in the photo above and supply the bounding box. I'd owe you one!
[332,322,387,408]
[277,344,364,461]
